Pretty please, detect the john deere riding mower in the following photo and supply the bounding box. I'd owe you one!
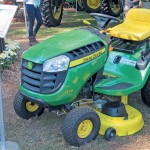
[14,8,150,146]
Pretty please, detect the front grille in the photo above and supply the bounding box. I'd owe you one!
[66,41,104,60]
[21,59,67,94]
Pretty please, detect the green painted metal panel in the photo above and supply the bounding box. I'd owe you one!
[20,48,108,106]
[23,29,106,64]
[94,46,150,95]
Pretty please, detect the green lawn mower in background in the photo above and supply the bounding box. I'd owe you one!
[41,0,124,27]
[14,8,150,146]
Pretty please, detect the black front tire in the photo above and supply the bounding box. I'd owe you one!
[101,0,124,17]
[141,76,150,107]
[41,0,63,27]
[62,106,100,146]
[14,91,44,119]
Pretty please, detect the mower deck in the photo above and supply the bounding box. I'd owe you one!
[95,105,144,136]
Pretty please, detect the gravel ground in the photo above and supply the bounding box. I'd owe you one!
[2,13,150,150]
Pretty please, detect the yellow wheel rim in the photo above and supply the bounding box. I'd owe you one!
[51,2,62,20]
[26,102,39,112]
[110,0,120,13]
[87,0,100,9]
[77,120,93,138]
[78,0,82,7]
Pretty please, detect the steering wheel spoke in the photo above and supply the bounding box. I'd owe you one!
[90,13,121,30]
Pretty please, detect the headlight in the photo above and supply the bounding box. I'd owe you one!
[43,55,70,72]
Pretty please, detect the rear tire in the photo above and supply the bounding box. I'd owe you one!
[62,106,100,146]
[41,0,63,27]
[14,91,44,119]
[101,0,124,17]
[141,76,150,107]
[82,0,101,13]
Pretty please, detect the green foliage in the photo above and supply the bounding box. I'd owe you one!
[0,39,20,70]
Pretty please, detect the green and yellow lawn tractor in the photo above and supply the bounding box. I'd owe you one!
[41,0,124,27]
[14,8,150,146]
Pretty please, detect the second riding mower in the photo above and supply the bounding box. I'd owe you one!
[14,8,150,146]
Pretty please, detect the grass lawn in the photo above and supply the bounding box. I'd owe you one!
[8,9,96,39]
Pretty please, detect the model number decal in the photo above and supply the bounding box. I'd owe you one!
[64,89,73,94]
[69,48,105,67]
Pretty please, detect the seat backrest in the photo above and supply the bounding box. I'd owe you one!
[126,8,150,24]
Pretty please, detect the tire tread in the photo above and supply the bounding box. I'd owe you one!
[62,106,100,146]
[141,76,150,107]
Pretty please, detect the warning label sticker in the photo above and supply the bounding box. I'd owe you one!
[120,58,136,66]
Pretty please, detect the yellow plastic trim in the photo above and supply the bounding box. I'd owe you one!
[83,20,91,25]
[121,95,128,105]
[87,0,100,9]
[69,48,105,68]
[103,72,117,78]
[77,119,93,138]
[26,102,39,112]
[95,105,144,136]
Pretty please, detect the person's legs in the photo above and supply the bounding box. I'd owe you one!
[25,4,37,46]
[34,7,43,35]
[25,4,36,37]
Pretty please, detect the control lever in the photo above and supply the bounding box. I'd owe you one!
[140,48,150,61]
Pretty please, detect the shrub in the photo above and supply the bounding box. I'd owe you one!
[0,39,20,70]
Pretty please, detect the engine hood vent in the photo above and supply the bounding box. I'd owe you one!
[66,41,105,60]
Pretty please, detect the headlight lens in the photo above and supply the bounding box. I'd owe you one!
[43,55,70,72]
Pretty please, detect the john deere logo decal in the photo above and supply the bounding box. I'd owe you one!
[28,62,33,70]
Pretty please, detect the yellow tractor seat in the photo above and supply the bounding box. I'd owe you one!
[108,8,150,41]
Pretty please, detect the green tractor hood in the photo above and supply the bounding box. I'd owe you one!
[23,28,108,64]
